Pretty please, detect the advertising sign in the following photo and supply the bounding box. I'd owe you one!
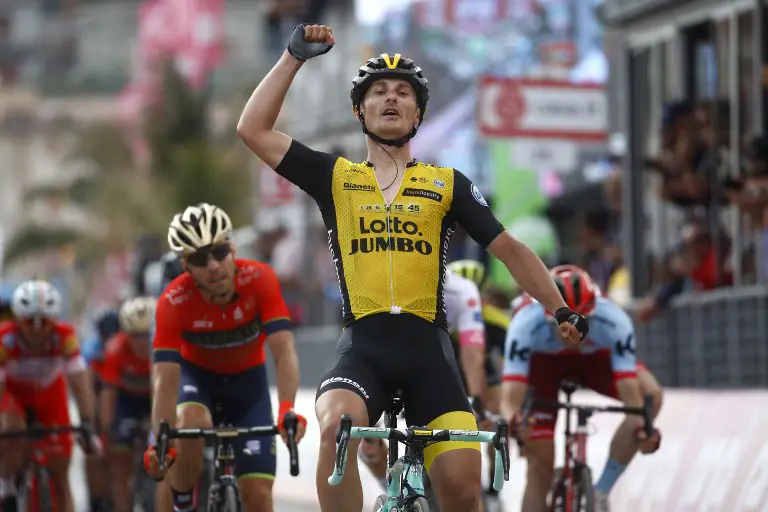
[477,77,607,141]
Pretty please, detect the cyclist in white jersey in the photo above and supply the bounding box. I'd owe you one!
[500,266,663,512]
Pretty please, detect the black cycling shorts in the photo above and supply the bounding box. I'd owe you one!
[316,313,479,470]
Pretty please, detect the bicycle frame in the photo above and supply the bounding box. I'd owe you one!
[329,414,510,509]
[558,391,591,512]
[0,424,88,512]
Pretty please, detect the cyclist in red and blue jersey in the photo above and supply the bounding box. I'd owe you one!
[500,266,663,512]
[144,203,307,512]
[101,297,154,512]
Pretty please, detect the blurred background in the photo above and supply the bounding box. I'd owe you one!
[0,0,767,509]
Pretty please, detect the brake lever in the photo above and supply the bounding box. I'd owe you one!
[157,420,170,472]
[283,412,300,476]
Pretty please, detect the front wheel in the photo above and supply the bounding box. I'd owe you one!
[548,467,567,512]
[411,497,431,512]
[573,467,595,512]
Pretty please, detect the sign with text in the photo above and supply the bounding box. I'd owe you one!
[477,77,607,141]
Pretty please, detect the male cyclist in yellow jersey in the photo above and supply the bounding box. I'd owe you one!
[237,23,589,512]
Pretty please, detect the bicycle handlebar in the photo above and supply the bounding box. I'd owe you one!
[0,424,88,439]
[328,414,511,491]
[535,394,656,437]
[156,412,301,476]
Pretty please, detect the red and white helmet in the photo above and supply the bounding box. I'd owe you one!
[11,279,62,319]
[548,265,598,317]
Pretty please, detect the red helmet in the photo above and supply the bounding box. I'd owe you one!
[549,265,598,316]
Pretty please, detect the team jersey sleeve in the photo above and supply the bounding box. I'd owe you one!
[502,306,537,382]
[605,302,638,379]
[455,280,485,348]
[274,139,338,205]
[450,169,506,247]
[100,338,121,387]
[258,264,293,335]
[152,297,184,364]
[59,324,87,374]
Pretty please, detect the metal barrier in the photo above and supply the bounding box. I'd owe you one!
[274,286,768,389]
[634,285,768,388]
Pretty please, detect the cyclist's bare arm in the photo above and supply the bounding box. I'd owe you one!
[448,169,566,314]
[151,362,181,434]
[460,344,486,401]
[99,387,118,434]
[67,369,96,423]
[488,233,566,314]
[500,380,528,422]
[266,331,300,404]
[237,52,302,169]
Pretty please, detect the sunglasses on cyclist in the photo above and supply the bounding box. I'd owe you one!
[185,244,231,268]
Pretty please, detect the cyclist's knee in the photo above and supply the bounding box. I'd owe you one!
[239,478,273,512]
[316,390,368,448]
[524,439,555,480]
[429,450,482,510]
[176,404,212,455]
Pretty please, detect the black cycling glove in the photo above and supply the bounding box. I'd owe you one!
[554,307,590,341]
[287,24,334,62]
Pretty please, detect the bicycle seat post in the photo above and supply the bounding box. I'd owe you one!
[386,393,404,468]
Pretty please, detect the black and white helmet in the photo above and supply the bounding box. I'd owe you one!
[168,203,232,254]
[11,279,62,319]
[119,296,156,334]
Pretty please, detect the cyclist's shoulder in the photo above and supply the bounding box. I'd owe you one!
[482,304,510,329]
[158,273,195,309]
[0,320,15,337]
[508,301,546,333]
[105,332,128,355]
[591,297,634,335]
[53,320,77,338]
[445,272,479,299]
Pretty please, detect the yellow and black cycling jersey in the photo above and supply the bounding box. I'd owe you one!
[275,140,505,329]
[481,303,510,357]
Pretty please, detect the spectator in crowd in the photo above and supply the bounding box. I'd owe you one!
[724,133,768,280]
[636,216,732,322]
[578,205,621,293]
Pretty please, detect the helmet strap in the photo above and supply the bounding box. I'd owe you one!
[357,111,418,148]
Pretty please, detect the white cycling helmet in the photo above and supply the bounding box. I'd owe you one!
[168,203,233,254]
[11,279,63,319]
[119,296,156,334]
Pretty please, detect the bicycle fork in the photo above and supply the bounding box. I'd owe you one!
[564,422,589,512]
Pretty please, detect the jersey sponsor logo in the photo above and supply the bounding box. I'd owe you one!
[614,333,636,357]
[410,176,428,183]
[181,317,262,349]
[343,182,376,192]
[507,339,531,362]
[434,179,445,188]
[350,217,433,256]
[468,298,478,308]
[471,184,488,206]
[402,187,442,202]
[473,311,482,323]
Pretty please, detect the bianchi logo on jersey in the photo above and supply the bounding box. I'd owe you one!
[344,182,376,192]
[471,184,488,206]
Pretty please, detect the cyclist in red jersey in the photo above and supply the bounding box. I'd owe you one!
[0,279,99,512]
[100,297,154,512]
[144,203,307,512]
